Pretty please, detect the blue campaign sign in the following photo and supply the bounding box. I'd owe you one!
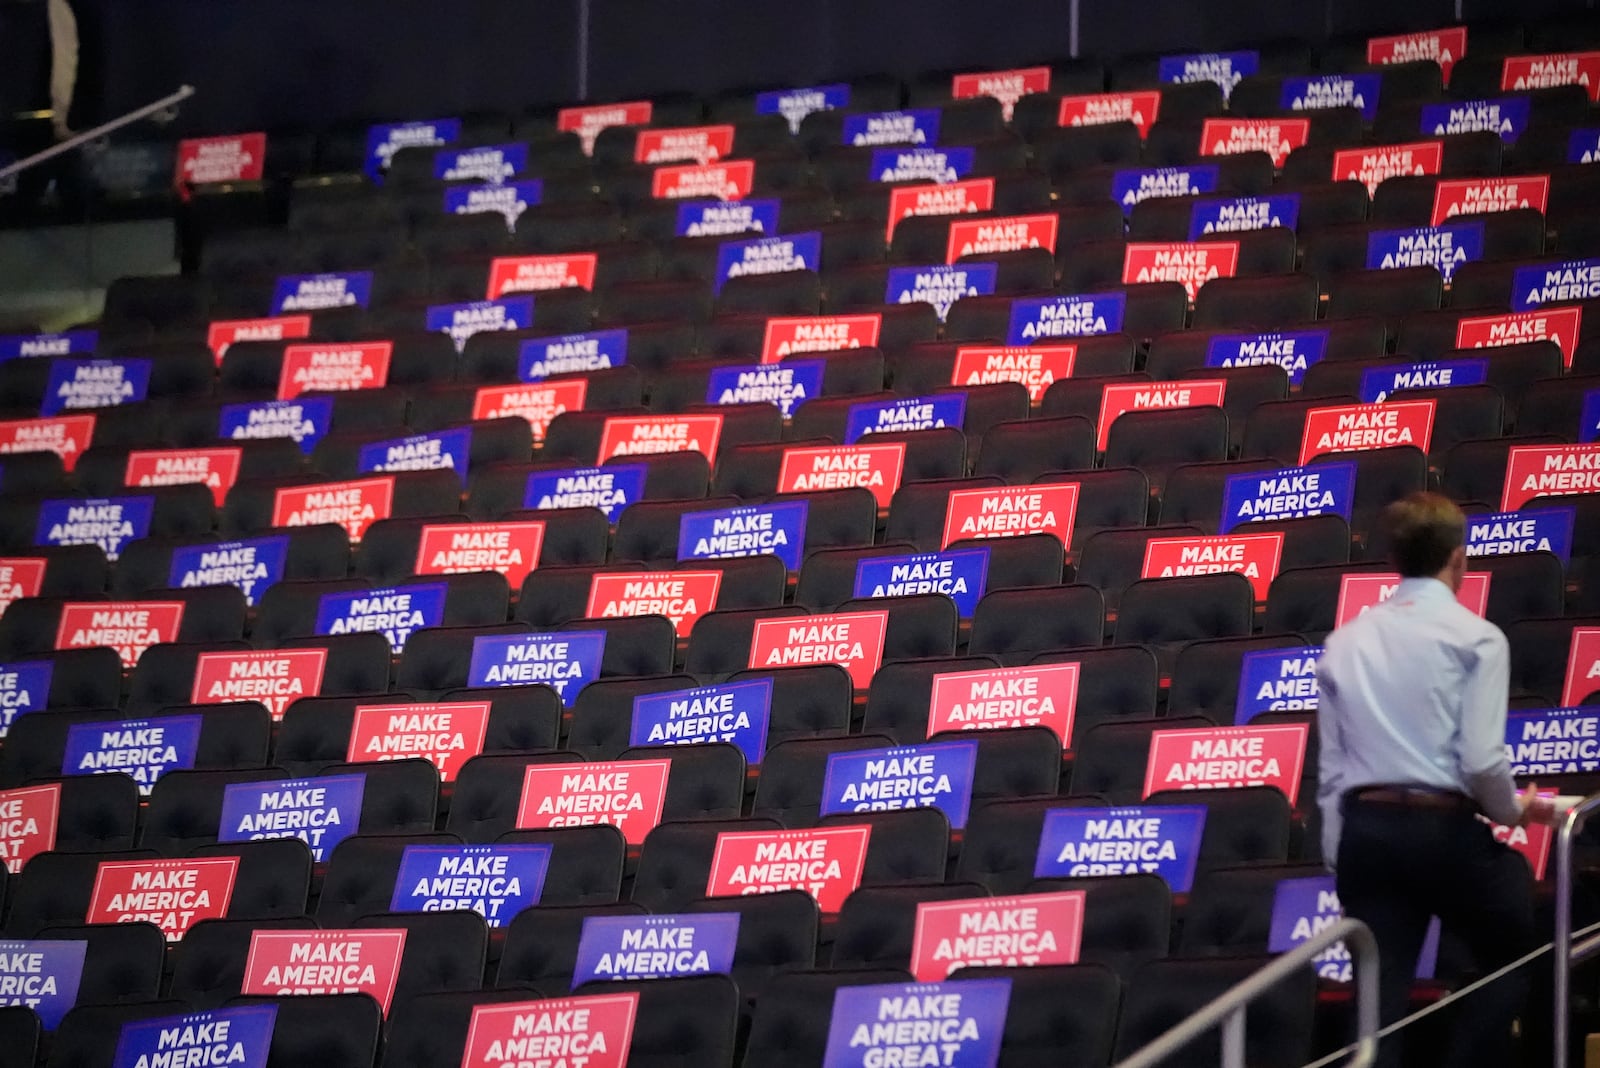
[1205,328,1327,387]
[631,677,773,762]
[0,329,97,362]
[0,938,86,1029]
[1420,96,1531,142]
[218,397,333,454]
[1220,461,1356,531]
[389,843,550,927]
[523,464,648,522]
[35,495,155,561]
[1365,221,1485,283]
[571,913,740,985]
[270,271,373,315]
[714,232,823,295]
[519,328,630,381]
[1188,194,1301,240]
[425,296,534,351]
[1510,258,1600,310]
[62,715,202,794]
[1235,646,1323,723]
[1007,291,1127,343]
[0,660,52,735]
[218,773,366,861]
[1268,875,1439,981]
[1506,706,1600,776]
[820,739,979,829]
[169,535,290,607]
[1111,165,1221,213]
[113,1005,278,1068]
[41,357,151,415]
[756,83,852,134]
[1280,73,1382,122]
[870,146,977,184]
[885,263,997,321]
[443,180,544,230]
[468,630,606,706]
[1568,128,1600,164]
[1467,506,1577,565]
[434,142,529,183]
[1358,357,1489,403]
[844,393,967,443]
[821,978,1011,1068]
[365,117,461,179]
[841,108,942,148]
[1156,51,1260,98]
[357,427,472,479]
[1033,805,1207,892]
[676,198,782,237]
[705,359,824,418]
[1583,390,1600,443]
[314,581,448,654]
[678,500,809,571]
[853,547,990,619]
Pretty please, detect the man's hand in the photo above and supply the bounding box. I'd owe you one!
[1518,783,1559,827]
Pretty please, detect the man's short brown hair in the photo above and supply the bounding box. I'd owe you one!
[1382,492,1466,577]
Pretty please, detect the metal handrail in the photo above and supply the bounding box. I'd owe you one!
[0,85,195,184]
[1553,793,1600,1068]
[1113,917,1381,1068]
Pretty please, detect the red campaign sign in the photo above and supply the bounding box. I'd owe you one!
[1057,91,1161,137]
[1122,241,1241,303]
[908,890,1085,981]
[1502,52,1600,100]
[705,825,871,913]
[651,159,755,200]
[586,570,722,637]
[1563,627,1600,707]
[747,610,889,688]
[347,701,491,782]
[1097,379,1228,451]
[460,992,639,1068]
[1143,723,1310,803]
[951,66,1053,121]
[941,483,1079,549]
[241,929,407,1013]
[1330,140,1444,196]
[1199,118,1310,168]
[776,442,906,508]
[1334,571,1491,628]
[761,313,882,363]
[176,132,266,186]
[0,557,46,618]
[516,758,671,846]
[415,521,544,588]
[277,342,392,400]
[926,662,1080,744]
[946,212,1059,263]
[634,124,736,165]
[124,447,243,506]
[951,344,1076,405]
[86,856,238,941]
[56,600,184,668]
[272,476,396,542]
[1456,306,1581,369]
[191,648,328,720]
[558,100,654,155]
[1489,797,1556,879]
[595,413,724,463]
[1298,400,1435,465]
[1367,26,1468,85]
[0,783,59,875]
[885,177,995,243]
[206,315,311,363]
[1430,175,1550,226]
[1500,444,1600,510]
[486,253,599,298]
[0,414,94,471]
[1141,532,1285,601]
[472,379,587,441]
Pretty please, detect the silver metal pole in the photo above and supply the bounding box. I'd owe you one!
[1221,1008,1246,1068]
[577,0,591,101]
[0,85,196,183]
[1553,795,1600,1068]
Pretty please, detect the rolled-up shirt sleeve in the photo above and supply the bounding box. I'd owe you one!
[1455,628,1522,828]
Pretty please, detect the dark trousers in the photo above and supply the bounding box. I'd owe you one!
[1336,795,1536,1068]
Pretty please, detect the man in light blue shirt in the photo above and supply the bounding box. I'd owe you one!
[1318,492,1553,1068]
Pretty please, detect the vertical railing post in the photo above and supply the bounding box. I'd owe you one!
[1221,1008,1246,1068]
[1552,797,1600,1068]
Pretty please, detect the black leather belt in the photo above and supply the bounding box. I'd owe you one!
[1349,785,1480,814]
